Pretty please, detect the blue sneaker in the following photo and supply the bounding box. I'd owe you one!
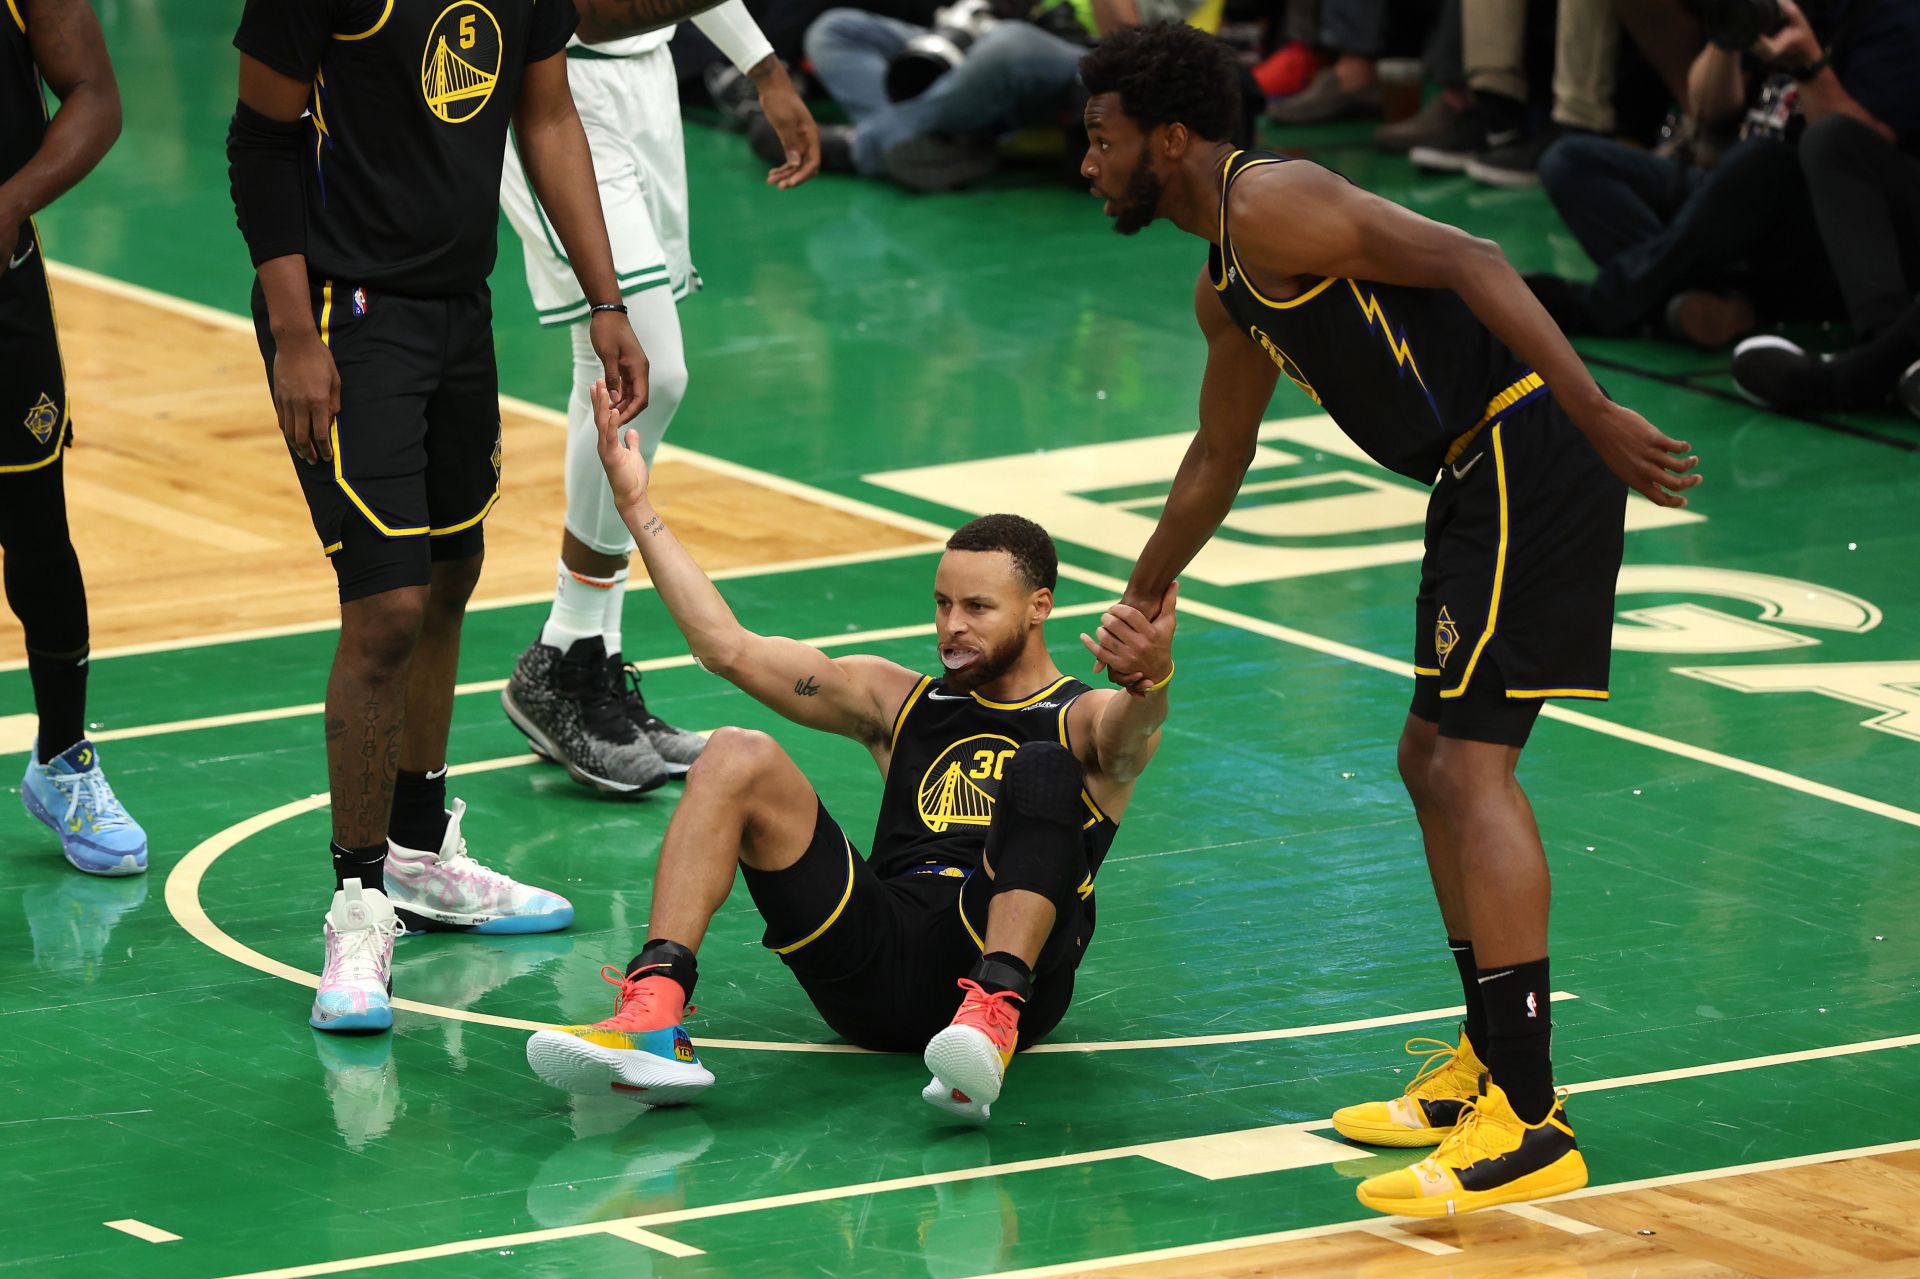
[21,740,148,876]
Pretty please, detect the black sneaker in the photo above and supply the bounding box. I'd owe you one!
[1412,92,1523,173]
[703,62,759,130]
[881,133,998,193]
[605,654,706,778]
[502,636,668,796]
[1374,94,1460,154]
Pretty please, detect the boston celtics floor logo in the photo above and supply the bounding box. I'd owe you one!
[421,2,502,124]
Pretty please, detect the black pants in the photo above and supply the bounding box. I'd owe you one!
[1798,115,1920,336]
[1539,133,1840,333]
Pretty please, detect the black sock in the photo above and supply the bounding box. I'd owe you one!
[28,644,89,764]
[627,938,699,1001]
[971,951,1034,1002]
[331,841,388,894]
[1479,956,1554,1124]
[1448,938,1487,1061]
[389,766,449,851]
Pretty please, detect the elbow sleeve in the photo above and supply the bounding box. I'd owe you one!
[227,101,308,268]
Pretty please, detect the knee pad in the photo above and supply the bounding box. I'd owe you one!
[984,742,1088,916]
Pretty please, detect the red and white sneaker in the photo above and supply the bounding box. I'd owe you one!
[922,979,1023,1122]
[526,964,713,1106]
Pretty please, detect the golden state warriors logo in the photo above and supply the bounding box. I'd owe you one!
[918,734,1018,834]
[490,427,503,479]
[1435,605,1460,669]
[1249,326,1321,405]
[421,2,502,124]
[23,393,58,445]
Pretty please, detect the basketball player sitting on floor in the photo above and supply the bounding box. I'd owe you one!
[526,382,1175,1120]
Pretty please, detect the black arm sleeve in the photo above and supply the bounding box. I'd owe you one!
[227,101,308,268]
[527,0,580,62]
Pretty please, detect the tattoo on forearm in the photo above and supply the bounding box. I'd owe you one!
[576,0,729,40]
[794,675,821,697]
[641,515,664,538]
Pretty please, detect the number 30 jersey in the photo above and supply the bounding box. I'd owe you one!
[868,673,1118,882]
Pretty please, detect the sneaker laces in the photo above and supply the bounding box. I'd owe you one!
[431,835,524,894]
[594,963,694,1030]
[954,978,1022,1050]
[1399,1036,1466,1097]
[560,650,640,743]
[55,767,132,832]
[615,661,665,730]
[1426,1091,1515,1170]
[327,914,404,984]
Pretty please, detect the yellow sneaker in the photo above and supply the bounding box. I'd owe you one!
[1331,1032,1485,1147]
[1355,1078,1588,1217]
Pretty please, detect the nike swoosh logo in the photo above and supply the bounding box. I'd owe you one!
[1450,453,1484,482]
[8,241,34,270]
[1477,968,1515,984]
[926,691,972,701]
[1485,129,1523,149]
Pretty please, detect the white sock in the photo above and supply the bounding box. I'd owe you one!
[540,558,618,653]
[601,565,630,658]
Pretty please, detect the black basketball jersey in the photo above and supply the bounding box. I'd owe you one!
[233,0,576,296]
[2,2,48,261]
[1209,149,1544,483]
[870,673,1119,883]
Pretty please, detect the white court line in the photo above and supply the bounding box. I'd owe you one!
[162,750,1576,1053]
[1500,1203,1604,1235]
[1357,1222,1459,1255]
[104,1219,181,1244]
[207,1131,1920,1279]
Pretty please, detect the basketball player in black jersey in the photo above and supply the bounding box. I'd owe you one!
[525,382,1175,1121]
[3,0,150,878]
[227,0,663,1031]
[1074,25,1703,1215]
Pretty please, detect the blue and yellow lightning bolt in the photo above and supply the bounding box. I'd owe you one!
[1347,280,1444,429]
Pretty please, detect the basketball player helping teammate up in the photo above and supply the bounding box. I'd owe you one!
[1075,24,1702,1216]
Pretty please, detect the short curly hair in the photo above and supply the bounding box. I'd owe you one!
[946,514,1058,593]
[1078,22,1242,143]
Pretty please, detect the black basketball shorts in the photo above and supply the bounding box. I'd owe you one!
[1411,393,1628,748]
[0,228,70,474]
[742,801,1092,1053]
[251,277,501,602]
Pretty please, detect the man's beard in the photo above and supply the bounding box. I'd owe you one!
[939,630,1024,692]
[1112,144,1164,236]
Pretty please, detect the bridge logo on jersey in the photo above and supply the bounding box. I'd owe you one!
[917,734,1019,834]
[1249,326,1321,405]
[1435,605,1460,669]
[23,393,58,445]
[421,2,502,124]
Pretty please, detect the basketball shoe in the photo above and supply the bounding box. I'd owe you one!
[607,654,705,777]
[1332,1031,1485,1147]
[526,965,714,1105]
[383,798,572,934]
[1355,1077,1587,1217]
[311,878,402,1032]
[922,979,1023,1123]
[21,739,148,876]
[503,635,668,795]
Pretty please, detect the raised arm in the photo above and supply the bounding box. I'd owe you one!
[514,53,648,423]
[590,383,922,750]
[1074,581,1176,785]
[1225,162,1702,509]
[0,0,120,282]
[1118,272,1277,614]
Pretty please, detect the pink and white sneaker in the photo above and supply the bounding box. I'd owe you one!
[922,979,1023,1123]
[310,879,402,1033]
[384,798,573,934]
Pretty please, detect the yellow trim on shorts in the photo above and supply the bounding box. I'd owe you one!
[771,832,856,955]
[316,280,429,538]
[1444,372,1544,466]
[1506,688,1610,700]
[890,675,932,753]
[334,0,394,40]
[322,540,343,555]
[6,0,24,33]
[1413,665,1442,677]
[1439,423,1508,701]
[956,882,985,952]
[2,224,71,474]
[430,489,499,536]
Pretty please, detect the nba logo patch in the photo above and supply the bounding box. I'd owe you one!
[351,286,368,316]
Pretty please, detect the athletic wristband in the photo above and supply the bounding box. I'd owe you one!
[590,302,628,316]
[691,0,775,77]
[1144,661,1175,693]
[1790,54,1830,82]
[227,101,308,267]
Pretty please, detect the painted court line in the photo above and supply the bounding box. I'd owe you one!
[1500,1203,1604,1235]
[104,1219,180,1244]
[1358,1222,1459,1256]
[162,751,1575,1053]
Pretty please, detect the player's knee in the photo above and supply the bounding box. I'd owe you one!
[688,727,786,789]
[647,351,689,419]
[999,741,1084,825]
[1424,739,1503,815]
[985,743,1088,913]
[427,551,484,612]
[1397,723,1437,801]
[340,588,427,672]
